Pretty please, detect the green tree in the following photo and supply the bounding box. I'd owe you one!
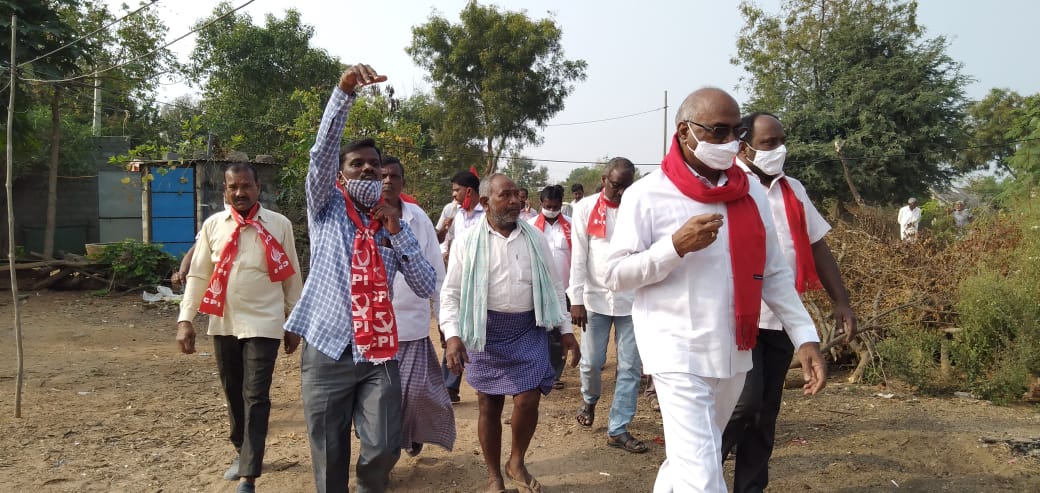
[188,4,341,156]
[960,88,1024,176]
[562,164,607,196]
[501,154,549,195]
[734,0,970,204]
[407,1,587,175]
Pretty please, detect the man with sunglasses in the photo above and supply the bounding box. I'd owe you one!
[569,157,645,453]
[605,87,827,492]
[725,112,856,493]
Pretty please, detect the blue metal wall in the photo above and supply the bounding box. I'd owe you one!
[149,166,195,256]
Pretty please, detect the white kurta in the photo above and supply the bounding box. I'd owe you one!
[527,214,572,289]
[567,192,635,316]
[897,205,922,240]
[393,202,446,342]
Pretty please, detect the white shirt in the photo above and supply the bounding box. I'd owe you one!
[605,169,819,378]
[736,160,831,332]
[897,205,922,239]
[567,192,635,316]
[436,201,458,254]
[393,201,447,342]
[527,214,572,288]
[445,203,485,254]
[179,206,303,340]
[440,221,573,340]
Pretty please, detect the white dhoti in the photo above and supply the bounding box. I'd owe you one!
[651,371,747,493]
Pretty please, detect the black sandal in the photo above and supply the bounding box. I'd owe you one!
[607,431,649,453]
[576,402,595,427]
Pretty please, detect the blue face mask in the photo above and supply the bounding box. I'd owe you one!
[345,179,383,209]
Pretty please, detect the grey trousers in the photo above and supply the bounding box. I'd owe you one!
[301,343,402,493]
[212,335,281,478]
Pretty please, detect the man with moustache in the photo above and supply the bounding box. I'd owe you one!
[605,88,827,492]
[441,173,580,493]
[284,65,437,493]
[177,162,303,493]
[726,112,856,493]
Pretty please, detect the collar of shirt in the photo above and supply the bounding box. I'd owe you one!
[685,160,729,188]
[220,205,272,224]
[734,157,785,190]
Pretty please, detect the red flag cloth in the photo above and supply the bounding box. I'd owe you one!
[778,178,822,293]
[400,192,419,205]
[586,193,619,239]
[469,166,479,178]
[659,134,766,350]
[199,204,296,317]
[533,213,571,249]
[338,184,399,361]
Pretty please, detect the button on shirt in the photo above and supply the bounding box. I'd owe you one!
[283,87,437,361]
[440,224,573,340]
[604,169,818,378]
[567,192,634,316]
[394,201,446,342]
[736,160,830,332]
[179,206,303,340]
[527,214,572,288]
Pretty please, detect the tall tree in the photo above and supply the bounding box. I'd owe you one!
[188,4,341,157]
[734,0,970,204]
[960,88,1024,177]
[407,1,587,175]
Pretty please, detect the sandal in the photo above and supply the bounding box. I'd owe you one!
[576,402,595,427]
[607,431,649,453]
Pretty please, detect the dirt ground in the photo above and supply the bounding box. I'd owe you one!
[0,291,1038,493]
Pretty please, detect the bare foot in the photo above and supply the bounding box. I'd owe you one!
[485,475,506,493]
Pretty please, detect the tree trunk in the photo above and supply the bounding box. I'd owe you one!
[834,140,864,205]
[44,86,61,259]
[484,136,495,177]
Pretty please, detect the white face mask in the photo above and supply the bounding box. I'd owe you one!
[749,144,787,176]
[541,208,560,219]
[685,126,739,170]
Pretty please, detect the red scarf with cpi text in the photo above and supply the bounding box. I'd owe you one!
[338,184,399,361]
[199,204,295,317]
[533,213,571,249]
[586,193,619,239]
[660,134,766,350]
[777,178,822,293]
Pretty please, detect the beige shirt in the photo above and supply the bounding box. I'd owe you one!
[178,206,303,340]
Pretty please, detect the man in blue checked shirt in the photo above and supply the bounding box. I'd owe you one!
[285,64,437,493]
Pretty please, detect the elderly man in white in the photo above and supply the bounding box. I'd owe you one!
[897,197,922,241]
[605,87,827,493]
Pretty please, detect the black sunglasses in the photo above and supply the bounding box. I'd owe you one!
[687,120,749,141]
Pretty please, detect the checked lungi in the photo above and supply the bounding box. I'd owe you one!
[398,337,456,451]
[465,310,555,396]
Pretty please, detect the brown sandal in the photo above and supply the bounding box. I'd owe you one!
[608,431,649,453]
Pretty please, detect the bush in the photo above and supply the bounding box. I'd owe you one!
[97,240,178,289]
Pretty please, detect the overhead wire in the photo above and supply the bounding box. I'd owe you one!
[16,0,161,68]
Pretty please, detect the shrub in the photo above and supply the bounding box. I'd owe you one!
[97,240,178,289]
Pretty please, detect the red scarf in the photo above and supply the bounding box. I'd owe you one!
[533,213,571,249]
[660,134,766,350]
[338,184,398,361]
[587,193,619,239]
[400,192,419,205]
[777,178,822,294]
[199,204,296,317]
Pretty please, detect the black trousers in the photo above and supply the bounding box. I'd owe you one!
[213,335,281,478]
[721,329,794,493]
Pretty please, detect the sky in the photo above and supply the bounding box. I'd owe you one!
[105,0,1040,182]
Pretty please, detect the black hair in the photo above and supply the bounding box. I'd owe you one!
[570,183,584,193]
[381,155,405,178]
[540,184,565,202]
[339,138,382,165]
[519,187,529,196]
[224,162,259,183]
[451,170,480,190]
[739,112,780,143]
[604,156,636,173]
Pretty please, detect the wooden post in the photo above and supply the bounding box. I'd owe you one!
[7,14,25,418]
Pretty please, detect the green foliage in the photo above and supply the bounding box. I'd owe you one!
[501,155,549,196]
[407,1,587,175]
[189,4,341,157]
[734,0,969,204]
[97,240,177,289]
[876,322,953,394]
[960,88,1024,175]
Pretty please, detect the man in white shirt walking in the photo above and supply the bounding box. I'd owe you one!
[529,184,572,389]
[441,173,580,493]
[605,88,827,493]
[897,197,922,241]
[568,157,646,453]
[380,157,456,458]
[727,112,857,493]
[176,163,304,493]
